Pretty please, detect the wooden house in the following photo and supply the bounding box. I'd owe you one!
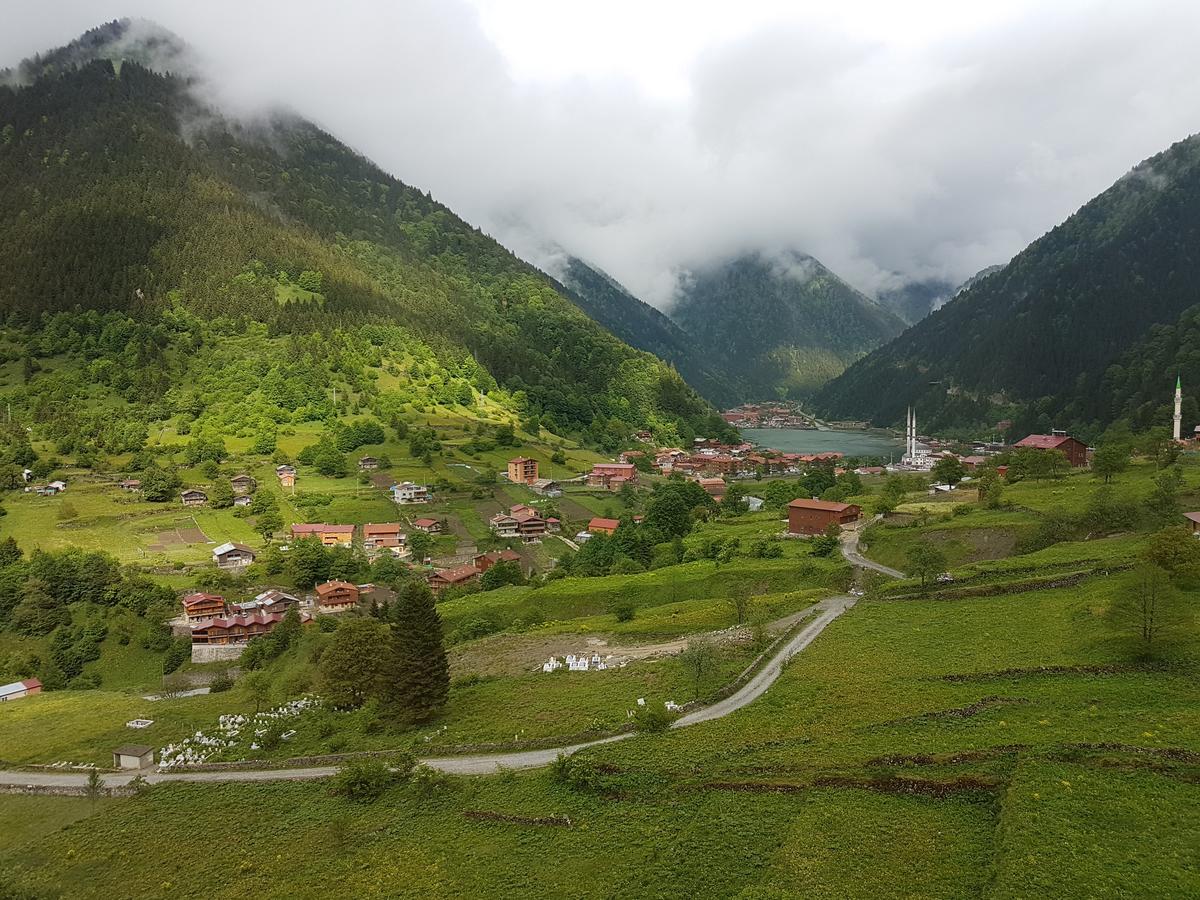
[786,499,861,535]
[587,517,620,536]
[1014,433,1089,467]
[181,592,227,622]
[362,522,404,550]
[212,542,256,569]
[290,523,355,546]
[230,474,256,495]
[428,564,480,596]
[315,580,360,612]
[180,489,208,507]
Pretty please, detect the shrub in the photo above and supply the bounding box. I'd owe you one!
[409,763,449,799]
[613,602,635,623]
[208,671,234,693]
[634,701,675,734]
[330,759,398,803]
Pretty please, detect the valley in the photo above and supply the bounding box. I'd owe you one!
[1,14,1199,900]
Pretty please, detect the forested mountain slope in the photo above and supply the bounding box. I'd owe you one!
[558,257,737,406]
[668,251,906,402]
[813,132,1200,439]
[0,21,731,449]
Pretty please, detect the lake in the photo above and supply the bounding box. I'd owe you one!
[740,426,903,459]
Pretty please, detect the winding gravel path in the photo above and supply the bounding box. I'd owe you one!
[0,539,900,789]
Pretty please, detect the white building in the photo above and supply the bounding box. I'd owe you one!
[391,482,430,504]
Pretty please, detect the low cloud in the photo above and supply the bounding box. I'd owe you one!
[5,2,1200,307]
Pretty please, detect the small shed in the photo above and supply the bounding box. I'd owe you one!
[113,744,154,770]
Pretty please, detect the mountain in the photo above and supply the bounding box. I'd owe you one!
[556,257,738,406]
[0,20,733,450]
[876,278,956,325]
[813,131,1200,440]
[666,251,906,403]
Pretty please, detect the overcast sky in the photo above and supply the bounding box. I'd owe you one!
[5,1,1200,306]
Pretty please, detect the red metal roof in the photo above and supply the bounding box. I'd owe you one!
[291,523,355,534]
[1183,512,1200,524]
[362,523,402,535]
[431,565,480,584]
[588,517,621,531]
[787,499,858,513]
[1014,434,1074,449]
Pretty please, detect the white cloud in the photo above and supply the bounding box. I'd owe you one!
[4,1,1200,307]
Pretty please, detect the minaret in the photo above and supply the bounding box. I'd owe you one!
[1173,375,1182,442]
[906,407,913,459]
[910,407,918,458]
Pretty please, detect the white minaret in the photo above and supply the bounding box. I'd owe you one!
[1173,375,1182,442]
[905,407,913,458]
[910,407,918,458]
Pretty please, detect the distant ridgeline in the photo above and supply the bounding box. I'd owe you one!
[0,21,733,450]
[814,131,1200,443]
[563,251,905,406]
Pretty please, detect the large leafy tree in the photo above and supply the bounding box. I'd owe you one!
[319,619,390,709]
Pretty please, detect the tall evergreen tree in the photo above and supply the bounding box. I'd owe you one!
[384,581,449,722]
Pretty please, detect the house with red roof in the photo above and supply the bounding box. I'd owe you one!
[428,564,481,596]
[315,580,360,612]
[181,592,227,622]
[290,523,355,546]
[1014,433,1089,467]
[587,517,621,536]
[787,499,862,535]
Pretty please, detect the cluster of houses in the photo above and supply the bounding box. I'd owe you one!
[184,582,378,645]
[489,504,561,542]
[178,474,259,508]
[504,457,561,496]
[721,403,816,429]
[28,479,67,496]
[288,521,409,555]
[427,548,523,595]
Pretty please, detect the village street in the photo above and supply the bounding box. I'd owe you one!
[0,540,896,789]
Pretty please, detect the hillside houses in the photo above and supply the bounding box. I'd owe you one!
[506,456,539,485]
[362,523,405,551]
[212,542,255,569]
[191,611,311,646]
[180,488,207,507]
[234,590,302,616]
[181,592,227,622]
[315,580,360,613]
[1014,432,1089,467]
[230,474,256,495]
[391,482,431,504]
[428,564,480,596]
[412,517,442,534]
[530,478,562,497]
[290,523,354,546]
[587,462,637,491]
[0,678,42,702]
[587,516,620,536]
[474,549,523,573]
[489,504,557,542]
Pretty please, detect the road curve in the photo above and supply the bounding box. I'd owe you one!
[0,596,864,788]
[841,529,906,579]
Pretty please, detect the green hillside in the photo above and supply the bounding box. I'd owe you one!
[813,133,1200,439]
[669,251,906,402]
[0,21,731,450]
[558,256,738,406]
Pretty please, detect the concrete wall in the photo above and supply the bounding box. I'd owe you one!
[191,644,245,664]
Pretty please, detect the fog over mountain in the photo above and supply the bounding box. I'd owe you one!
[6,1,1200,309]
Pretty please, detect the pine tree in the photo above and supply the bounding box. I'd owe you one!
[383,581,449,722]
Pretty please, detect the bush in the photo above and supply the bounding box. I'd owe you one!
[634,701,675,734]
[410,763,450,799]
[330,759,399,803]
[208,671,234,693]
[613,602,635,623]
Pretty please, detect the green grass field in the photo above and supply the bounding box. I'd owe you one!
[2,453,1199,896]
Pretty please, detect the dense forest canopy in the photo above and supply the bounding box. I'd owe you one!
[668,251,906,403]
[813,131,1200,442]
[0,23,733,447]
